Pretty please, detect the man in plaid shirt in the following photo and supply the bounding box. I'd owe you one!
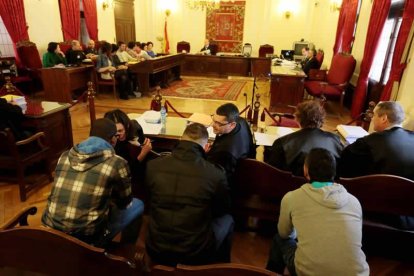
[42,118,144,247]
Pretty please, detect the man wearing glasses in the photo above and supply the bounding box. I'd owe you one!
[42,118,144,248]
[207,103,255,184]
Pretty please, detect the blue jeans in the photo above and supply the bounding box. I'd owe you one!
[105,198,144,244]
[266,231,297,276]
[212,214,234,262]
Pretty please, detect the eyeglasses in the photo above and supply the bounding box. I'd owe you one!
[211,115,232,127]
[114,134,121,139]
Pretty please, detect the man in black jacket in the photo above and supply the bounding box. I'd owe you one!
[145,123,233,265]
[207,103,255,184]
[266,100,343,176]
[0,98,28,140]
[339,101,414,180]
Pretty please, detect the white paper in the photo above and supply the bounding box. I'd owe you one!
[337,125,368,138]
[254,132,278,146]
[207,126,216,139]
[134,117,162,135]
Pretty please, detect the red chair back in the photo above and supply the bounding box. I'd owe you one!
[176,41,190,53]
[59,41,72,54]
[258,44,274,58]
[209,43,219,55]
[315,49,324,69]
[16,41,42,70]
[326,53,356,85]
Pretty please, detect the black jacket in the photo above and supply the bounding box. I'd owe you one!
[303,57,319,75]
[267,128,343,176]
[339,127,414,180]
[66,49,86,65]
[207,118,255,180]
[0,98,26,140]
[145,140,230,265]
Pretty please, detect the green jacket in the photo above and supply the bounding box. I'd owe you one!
[42,51,67,68]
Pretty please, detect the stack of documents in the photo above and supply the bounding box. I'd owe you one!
[1,94,27,112]
[254,127,295,146]
[336,124,369,144]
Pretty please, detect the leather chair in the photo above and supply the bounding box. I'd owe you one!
[304,53,356,116]
[258,44,274,58]
[315,49,324,69]
[16,40,43,90]
[176,41,190,53]
[0,128,53,201]
[209,43,219,55]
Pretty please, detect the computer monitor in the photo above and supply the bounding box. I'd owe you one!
[280,50,295,60]
[293,41,309,56]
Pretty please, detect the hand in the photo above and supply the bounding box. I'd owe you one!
[137,138,152,161]
[117,65,128,70]
[204,142,212,153]
[108,66,117,72]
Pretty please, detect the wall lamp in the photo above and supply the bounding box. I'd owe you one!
[102,0,113,10]
[330,0,342,12]
[284,10,292,19]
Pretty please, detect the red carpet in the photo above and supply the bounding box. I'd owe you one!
[162,78,245,101]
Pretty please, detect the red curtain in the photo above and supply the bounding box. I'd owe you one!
[82,0,98,41]
[59,0,80,41]
[380,0,414,101]
[333,0,359,55]
[350,0,391,118]
[0,0,29,43]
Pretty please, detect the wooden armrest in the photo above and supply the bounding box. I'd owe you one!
[15,131,45,146]
[0,206,37,230]
[308,69,327,81]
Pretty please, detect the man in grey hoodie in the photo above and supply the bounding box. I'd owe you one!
[266,148,369,276]
[42,118,144,247]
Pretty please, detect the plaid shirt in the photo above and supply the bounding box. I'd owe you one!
[42,141,132,236]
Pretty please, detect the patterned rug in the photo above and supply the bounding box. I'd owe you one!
[162,78,245,101]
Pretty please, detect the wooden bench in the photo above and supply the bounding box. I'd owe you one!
[340,174,414,261]
[0,207,145,275]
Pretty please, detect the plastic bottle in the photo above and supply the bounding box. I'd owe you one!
[160,106,167,126]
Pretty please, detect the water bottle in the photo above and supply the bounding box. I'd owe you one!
[160,106,167,126]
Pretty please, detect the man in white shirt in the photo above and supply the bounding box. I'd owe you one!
[116,42,137,63]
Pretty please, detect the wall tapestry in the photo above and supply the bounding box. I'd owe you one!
[206,1,246,53]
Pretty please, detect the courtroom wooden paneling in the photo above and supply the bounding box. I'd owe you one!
[114,0,136,43]
[128,54,185,93]
[41,65,94,103]
[22,102,73,164]
[270,67,305,113]
[181,55,270,78]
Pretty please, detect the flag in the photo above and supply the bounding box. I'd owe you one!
[164,18,170,54]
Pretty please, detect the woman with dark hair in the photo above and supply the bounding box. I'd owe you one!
[146,41,156,58]
[266,100,343,176]
[42,42,67,68]
[95,42,132,100]
[104,109,152,164]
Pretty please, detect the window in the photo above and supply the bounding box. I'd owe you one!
[0,16,14,57]
[369,0,405,84]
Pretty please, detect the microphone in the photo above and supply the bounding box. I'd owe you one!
[243,93,248,119]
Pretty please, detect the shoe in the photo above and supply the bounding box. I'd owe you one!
[133,91,142,98]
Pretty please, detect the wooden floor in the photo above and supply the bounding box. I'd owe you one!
[1,77,413,275]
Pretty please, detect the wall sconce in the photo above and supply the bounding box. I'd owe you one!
[284,10,292,19]
[102,0,113,10]
[330,0,342,12]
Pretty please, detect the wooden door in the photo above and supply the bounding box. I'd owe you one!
[114,0,135,43]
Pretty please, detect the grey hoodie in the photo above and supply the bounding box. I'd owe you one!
[278,183,369,276]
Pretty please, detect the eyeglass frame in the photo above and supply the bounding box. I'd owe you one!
[210,114,234,127]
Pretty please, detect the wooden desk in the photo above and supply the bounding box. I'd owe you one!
[182,54,270,77]
[41,65,94,103]
[270,66,306,113]
[22,101,73,164]
[128,54,185,93]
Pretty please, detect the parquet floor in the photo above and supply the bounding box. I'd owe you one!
[1,77,413,275]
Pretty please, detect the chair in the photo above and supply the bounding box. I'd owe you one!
[177,41,191,53]
[242,43,252,57]
[315,49,324,69]
[0,207,144,276]
[59,41,72,54]
[258,44,274,58]
[304,53,356,116]
[209,43,219,55]
[16,40,43,90]
[233,159,305,222]
[339,174,414,260]
[94,70,117,100]
[0,128,53,201]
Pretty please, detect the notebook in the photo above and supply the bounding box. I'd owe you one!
[337,125,369,144]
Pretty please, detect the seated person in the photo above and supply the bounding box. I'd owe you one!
[207,103,255,183]
[116,41,137,63]
[0,97,30,140]
[95,42,133,100]
[300,46,309,67]
[104,109,152,179]
[266,100,343,177]
[84,39,98,58]
[42,118,144,248]
[126,41,139,58]
[302,48,319,75]
[145,123,233,265]
[266,148,369,275]
[65,40,86,65]
[42,42,67,68]
[134,43,152,60]
[199,38,212,55]
[146,41,156,58]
